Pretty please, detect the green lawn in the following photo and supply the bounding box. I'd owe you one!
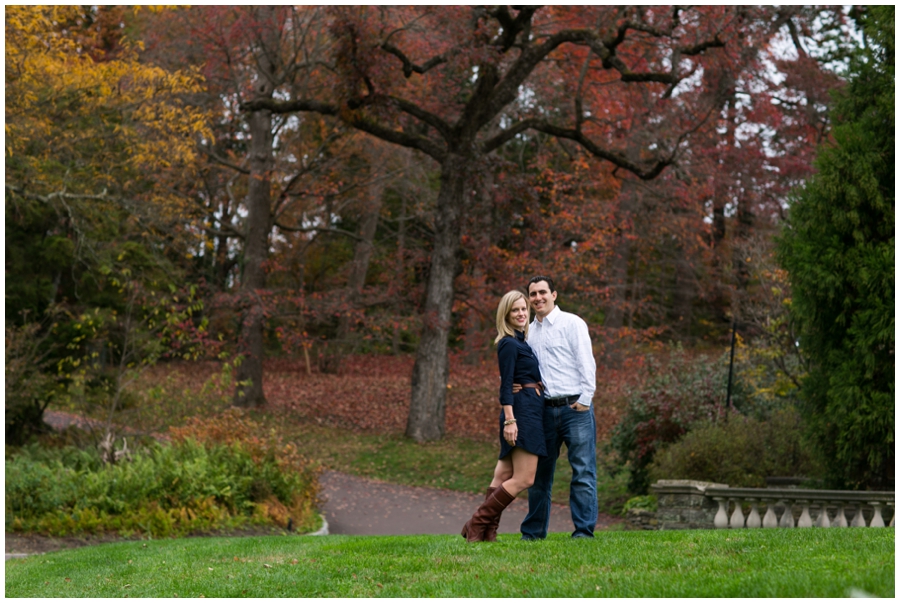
[6,529,893,598]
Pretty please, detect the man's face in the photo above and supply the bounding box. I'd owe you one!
[528,280,557,319]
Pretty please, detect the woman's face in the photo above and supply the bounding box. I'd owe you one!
[507,297,529,330]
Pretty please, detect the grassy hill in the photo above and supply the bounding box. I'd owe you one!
[6,528,893,598]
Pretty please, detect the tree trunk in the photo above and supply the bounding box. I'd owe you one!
[732,191,754,292]
[603,185,635,365]
[405,154,468,442]
[392,178,409,356]
[710,90,738,328]
[604,188,635,332]
[337,191,382,337]
[463,304,484,365]
[670,251,695,337]
[233,107,273,407]
[326,163,385,371]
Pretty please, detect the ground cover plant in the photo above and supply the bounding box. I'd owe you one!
[5,411,320,538]
[6,529,893,598]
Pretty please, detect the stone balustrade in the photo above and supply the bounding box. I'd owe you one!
[704,487,894,529]
[649,480,894,530]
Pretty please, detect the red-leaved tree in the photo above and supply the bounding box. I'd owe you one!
[240,6,850,440]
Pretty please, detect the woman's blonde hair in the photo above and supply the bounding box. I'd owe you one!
[494,289,529,344]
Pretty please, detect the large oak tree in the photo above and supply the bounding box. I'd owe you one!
[242,6,827,441]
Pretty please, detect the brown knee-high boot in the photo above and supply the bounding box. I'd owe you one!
[483,487,500,542]
[460,485,515,542]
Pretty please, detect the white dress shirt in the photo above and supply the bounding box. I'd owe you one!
[527,306,596,407]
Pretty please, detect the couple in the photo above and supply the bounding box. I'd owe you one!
[461,275,597,542]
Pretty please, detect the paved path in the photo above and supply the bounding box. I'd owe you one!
[320,471,609,536]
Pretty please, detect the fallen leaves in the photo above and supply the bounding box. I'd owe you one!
[156,354,632,441]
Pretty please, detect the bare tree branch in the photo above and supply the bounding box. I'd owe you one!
[199,145,250,175]
[272,221,365,241]
[529,121,673,180]
[480,118,542,155]
[239,97,447,161]
[380,42,454,78]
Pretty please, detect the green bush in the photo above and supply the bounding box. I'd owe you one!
[622,494,657,515]
[607,347,747,494]
[647,408,822,488]
[5,438,320,537]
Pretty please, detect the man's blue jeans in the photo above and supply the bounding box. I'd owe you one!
[521,404,597,539]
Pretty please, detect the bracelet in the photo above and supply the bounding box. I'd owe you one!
[503,419,517,426]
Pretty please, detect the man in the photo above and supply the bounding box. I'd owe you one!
[518,275,597,539]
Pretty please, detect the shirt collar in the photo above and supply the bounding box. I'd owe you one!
[544,306,561,324]
[536,305,561,326]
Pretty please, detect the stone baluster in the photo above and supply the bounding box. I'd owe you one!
[833,502,848,527]
[888,503,894,527]
[816,504,831,528]
[762,499,778,528]
[729,498,745,528]
[797,500,813,528]
[713,497,729,529]
[745,498,761,528]
[778,500,795,528]
[868,502,885,527]
[850,506,867,527]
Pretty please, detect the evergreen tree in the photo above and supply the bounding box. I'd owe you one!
[778,6,894,489]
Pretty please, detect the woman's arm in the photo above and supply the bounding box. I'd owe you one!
[502,404,517,445]
[497,337,516,407]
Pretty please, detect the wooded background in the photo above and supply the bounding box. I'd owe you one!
[6,6,893,490]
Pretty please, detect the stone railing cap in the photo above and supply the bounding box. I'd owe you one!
[651,479,729,493]
[703,486,895,502]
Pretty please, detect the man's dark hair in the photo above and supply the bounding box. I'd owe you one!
[528,275,555,293]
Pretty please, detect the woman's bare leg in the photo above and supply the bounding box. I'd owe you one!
[489,457,514,488]
[501,448,538,497]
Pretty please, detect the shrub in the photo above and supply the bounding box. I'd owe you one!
[169,408,321,530]
[622,495,657,515]
[168,408,318,484]
[606,347,739,494]
[5,320,61,446]
[5,428,321,538]
[647,407,823,488]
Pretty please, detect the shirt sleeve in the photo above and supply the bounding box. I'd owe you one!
[570,317,597,407]
[497,338,516,407]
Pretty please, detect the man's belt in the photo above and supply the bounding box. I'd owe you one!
[544,394,580,407]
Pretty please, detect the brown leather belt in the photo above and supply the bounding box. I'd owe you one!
[520,382,543,397]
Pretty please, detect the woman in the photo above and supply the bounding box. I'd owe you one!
[461,290,546,542]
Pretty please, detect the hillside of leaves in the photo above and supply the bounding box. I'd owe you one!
[139,355,633,443]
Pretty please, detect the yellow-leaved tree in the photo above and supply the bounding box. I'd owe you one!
[5,6,213,444]
[6,5,210,210]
